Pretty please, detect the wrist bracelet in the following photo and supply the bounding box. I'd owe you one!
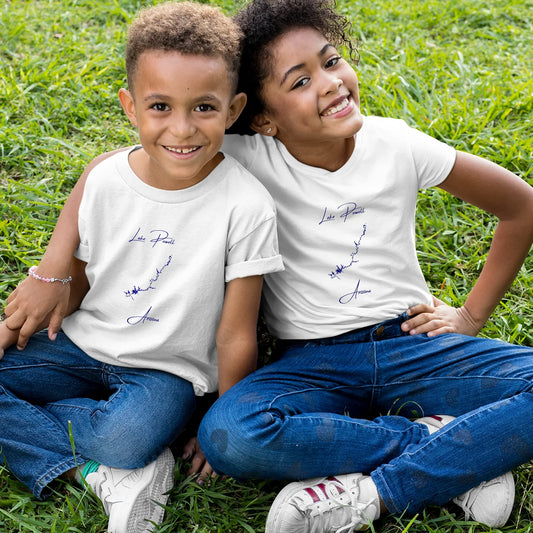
[28,266,72,285]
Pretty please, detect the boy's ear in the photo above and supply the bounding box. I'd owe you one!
[251,113,277,137]
[118,88,138,127]
[225,92,247,129]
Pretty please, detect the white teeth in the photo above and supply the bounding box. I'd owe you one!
[166,146,198,154]
[323,97,349,117]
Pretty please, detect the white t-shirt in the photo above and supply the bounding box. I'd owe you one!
[222,116,456,339]
[62,148,284,394]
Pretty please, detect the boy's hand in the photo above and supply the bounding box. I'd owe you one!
[402,296,482,337]
[4,277,70,349]
[0,320,20,359]
[182,436,216,484]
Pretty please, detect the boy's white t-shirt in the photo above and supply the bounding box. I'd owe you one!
[62,148,284,394]
[222,116,457,339]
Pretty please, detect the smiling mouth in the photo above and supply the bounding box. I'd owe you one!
[321,96,351,117]
[165,146,200,154]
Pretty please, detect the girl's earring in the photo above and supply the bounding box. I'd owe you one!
[266,127,272,134]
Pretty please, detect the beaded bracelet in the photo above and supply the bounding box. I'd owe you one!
[28,266,72,285]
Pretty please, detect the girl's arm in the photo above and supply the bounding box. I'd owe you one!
[183,274,264,480]
[0,257,89,358]
[4,150,122,349]
[403,150,533,336]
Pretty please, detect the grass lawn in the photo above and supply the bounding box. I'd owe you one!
[1,0,532,531]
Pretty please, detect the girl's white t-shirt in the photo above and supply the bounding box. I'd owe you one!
[222,116,456,339]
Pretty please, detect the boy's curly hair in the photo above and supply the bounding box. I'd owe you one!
[125,1,242,93]
[229,0,356,135]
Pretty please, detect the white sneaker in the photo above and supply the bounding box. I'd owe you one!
[416,414,456,432]
[453,472,515,528]
[85,447,175,533]
[265,474,380,533]
[416,415,515,527]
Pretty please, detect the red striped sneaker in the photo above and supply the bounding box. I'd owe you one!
[416,415,515,527]
[265,473,380,532]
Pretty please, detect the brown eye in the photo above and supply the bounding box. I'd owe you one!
[325,57,340,69]
[195,104,214,112]
[292,77,310,90]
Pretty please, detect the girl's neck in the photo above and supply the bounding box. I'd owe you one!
[281,136,355,172]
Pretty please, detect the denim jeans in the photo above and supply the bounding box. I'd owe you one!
[0,331,195,499]
[198,314,533,515]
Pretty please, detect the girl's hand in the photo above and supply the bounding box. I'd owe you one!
[0,320,20,359]
[4,277,70,349]
[401,296,483,337]
[182,436,216,484]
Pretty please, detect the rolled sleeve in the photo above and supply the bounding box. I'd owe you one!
[225,216,284,282]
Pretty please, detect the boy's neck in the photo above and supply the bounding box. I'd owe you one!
[282,136,355,172]
[128,148,224,190]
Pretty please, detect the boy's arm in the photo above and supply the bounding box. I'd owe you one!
[403,150,533,336]
[216,275,263,396]
[183,275,264,480]
[4,149,123,349]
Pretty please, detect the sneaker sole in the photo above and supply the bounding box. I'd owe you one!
[127,448,175,533]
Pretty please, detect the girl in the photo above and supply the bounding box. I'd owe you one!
[3,0,533,531]
[199,1,533,531]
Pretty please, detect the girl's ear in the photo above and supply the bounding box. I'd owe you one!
[251,113,277,137]
[118,88,138,127]
[225,92,247,129]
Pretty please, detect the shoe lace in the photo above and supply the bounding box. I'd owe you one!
[294,478,373,533]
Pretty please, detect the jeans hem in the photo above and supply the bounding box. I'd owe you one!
[33,456,83,500]
[371,470,406,515]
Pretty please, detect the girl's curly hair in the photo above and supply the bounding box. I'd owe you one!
[229,0,356,135]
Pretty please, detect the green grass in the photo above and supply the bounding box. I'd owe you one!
[1,0,532,531]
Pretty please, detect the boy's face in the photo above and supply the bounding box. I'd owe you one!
[119,50,245,190]
[254,27,363,158]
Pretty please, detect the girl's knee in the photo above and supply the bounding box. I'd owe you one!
[198,396,279,478]
[198,410,243,476]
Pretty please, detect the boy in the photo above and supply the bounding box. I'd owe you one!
[0,2,283,532]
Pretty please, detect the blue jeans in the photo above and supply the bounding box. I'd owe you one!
[0,331,195,499]
[198,314,533,515]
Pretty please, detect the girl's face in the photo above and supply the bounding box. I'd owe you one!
[253,27,363,165]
